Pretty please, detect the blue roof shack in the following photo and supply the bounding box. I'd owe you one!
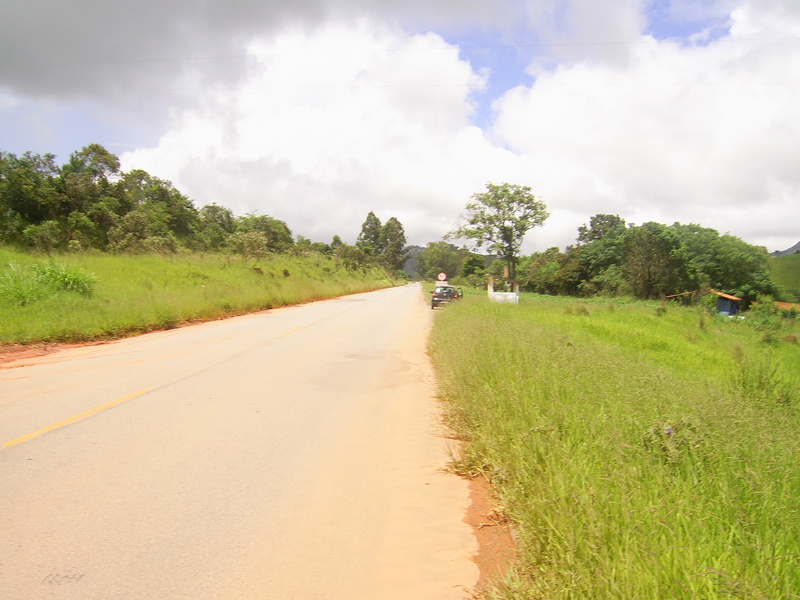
[712,290,742,316]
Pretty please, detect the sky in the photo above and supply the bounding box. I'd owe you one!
[1,0,799,254]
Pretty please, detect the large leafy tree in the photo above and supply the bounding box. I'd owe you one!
[623,222,695,299]
[449,182,549,281]
[416,241,464,281]
[573,214,628,295]
[670,223,779,301]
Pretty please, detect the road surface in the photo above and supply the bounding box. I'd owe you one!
[0,283,477,599]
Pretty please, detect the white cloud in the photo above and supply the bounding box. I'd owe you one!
[121,20,513,246]
[491,2,800,252]
[5,0,799,254]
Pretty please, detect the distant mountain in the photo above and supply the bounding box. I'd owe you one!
[771,241,800,256]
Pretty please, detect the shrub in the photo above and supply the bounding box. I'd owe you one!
[0,261,96,306]
[31,262,97,295]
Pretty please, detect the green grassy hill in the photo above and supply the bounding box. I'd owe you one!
[770,253,800,299]
[0,247,400,344]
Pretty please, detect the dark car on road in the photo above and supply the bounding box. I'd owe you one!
[431,284,461,309]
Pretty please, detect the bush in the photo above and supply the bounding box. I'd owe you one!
[31,262,97,295]
[0,261,96,306]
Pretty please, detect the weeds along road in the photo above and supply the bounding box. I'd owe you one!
[0,283,477,599]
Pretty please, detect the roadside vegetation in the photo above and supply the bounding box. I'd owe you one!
[430,293,800,599]
[420,211,792,307]
[0,144,409,272]
[0,143,411,345]
[0,246,398,344]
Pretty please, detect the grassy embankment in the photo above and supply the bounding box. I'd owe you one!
[0,246,399,344]
[430,294,800,599]
[771,253,800,299]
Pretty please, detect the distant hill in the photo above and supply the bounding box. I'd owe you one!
[771,241,800,256]
[402,245,423,278]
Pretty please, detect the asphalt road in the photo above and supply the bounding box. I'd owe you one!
[0,283,477,599]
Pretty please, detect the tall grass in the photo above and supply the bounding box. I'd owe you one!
[431,295,800,599]
[0,261,97,306]
[0,247,399,344]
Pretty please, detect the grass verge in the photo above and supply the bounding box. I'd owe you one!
[430,294,800,599]
[0,247,400,344]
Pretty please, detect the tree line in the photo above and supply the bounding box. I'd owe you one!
[421,183,783,304]
[0,144,407,273]
[2,148,780,303]
[525,215,781,303]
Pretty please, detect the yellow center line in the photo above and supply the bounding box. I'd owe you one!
[1,389,151,448]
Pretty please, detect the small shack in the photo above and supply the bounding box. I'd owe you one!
[712,290,742,316]
[487,274,520,304]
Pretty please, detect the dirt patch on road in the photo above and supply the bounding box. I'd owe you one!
[0,343,71,365]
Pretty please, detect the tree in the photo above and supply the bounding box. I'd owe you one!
[107,209,171,253]
[116,170,198,239]
[573,214,628,295]
[449,182,549,281]
[229,231,269,264]
[197,203,235,250]
[623,222,695,299]
[378,216,408,272]
[460,254,486,278]
[577,214,626,244]
[356,211,383,256]
[0,151,63,240]
[669,223,779,301]
[236,214,294,253]
[416,241,463,281]
[525,247,583,296]
[60,144,120,216]
[63,143,120,184]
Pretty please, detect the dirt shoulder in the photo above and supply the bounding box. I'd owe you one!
[465,475,517,592]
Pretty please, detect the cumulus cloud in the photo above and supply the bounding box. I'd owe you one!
[492,1,800,251]
[120,20,519,245]
[3,0,799,253]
